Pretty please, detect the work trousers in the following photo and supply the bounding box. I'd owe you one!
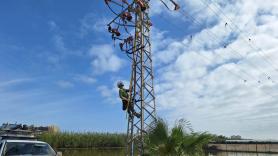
[122,100,136,116]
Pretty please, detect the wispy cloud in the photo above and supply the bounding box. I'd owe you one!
[0,78,32,88]
[48,20,58,31]
[0,86,91,127]
[97,84,119,105]
[44,20,84,69]
[74,75,97,84]
[53,35,67,53]
[56,80,75,89]
[80,13,109,37]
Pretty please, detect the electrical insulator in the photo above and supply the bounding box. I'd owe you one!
[104,0,111,4]
[136,0,147,11]
[125,36,133,44]
[127,36,133,41]
[122,12,132,21]
[112,28,121,36]
[119,43,124,51]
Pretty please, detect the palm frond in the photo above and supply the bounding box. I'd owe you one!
[145,118,213,156]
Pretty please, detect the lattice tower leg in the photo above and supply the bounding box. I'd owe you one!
[126,3,157,155]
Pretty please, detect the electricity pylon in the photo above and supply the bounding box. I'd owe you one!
[105,0,179,155]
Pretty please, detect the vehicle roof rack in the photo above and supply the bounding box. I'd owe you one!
[0,130,37,141]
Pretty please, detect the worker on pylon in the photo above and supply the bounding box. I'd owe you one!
[117,81,141,118]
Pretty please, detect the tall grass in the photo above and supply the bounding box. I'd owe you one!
[38,119,217,154]
[38,132,126,149]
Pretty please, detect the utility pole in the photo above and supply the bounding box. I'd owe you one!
[105,0,179,155]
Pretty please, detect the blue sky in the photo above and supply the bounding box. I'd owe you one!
[0,0,131,132]
[1,0,278,139]
[0,0,193,133]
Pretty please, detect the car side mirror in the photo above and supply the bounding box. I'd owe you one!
[57,151,62,156]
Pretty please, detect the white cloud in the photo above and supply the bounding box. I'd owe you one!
[89,44,124,74]
[97,85,112,98]
[96,79,131,105]
[97,84,119,105]
[48,20,58,31]
[47,20,83,61]
[56,80,74,89]
[0,87,91,128]
[0,78,34,92]
[152,0,278,139]
[0,78,32,88]
[74,75,96,84]
[80,13,109,36]
[53,35,67,52]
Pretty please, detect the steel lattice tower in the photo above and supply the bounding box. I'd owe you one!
[105,0,178,155]
[126,4,156,155]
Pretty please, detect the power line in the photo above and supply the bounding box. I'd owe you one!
[199,0,278,74]
[176,7,275,84]
[157,0,278,127]
[157,13,252,83]
[156,7,278,100]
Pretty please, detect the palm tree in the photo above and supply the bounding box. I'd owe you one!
[144,118,212,156]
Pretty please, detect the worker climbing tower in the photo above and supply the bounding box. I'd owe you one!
[105,0,179,155]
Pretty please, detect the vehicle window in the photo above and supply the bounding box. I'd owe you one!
[3,142,56,156]
[0,143,2,155]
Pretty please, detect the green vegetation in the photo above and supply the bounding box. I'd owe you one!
[38,118,218,155]
[38,132,126,149]
[60,148,125,156]
[144,119,213,156]
[210,134,229,142]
